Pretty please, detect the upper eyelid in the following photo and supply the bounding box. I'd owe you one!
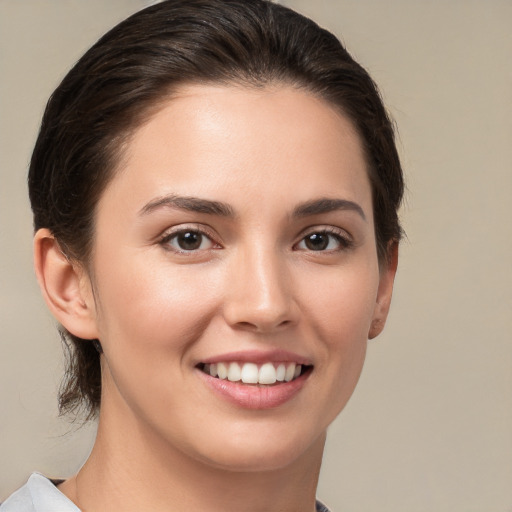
[298,225,352,240]
[294,226,354,252]
[159,223,217,238]
[158,224,221,247]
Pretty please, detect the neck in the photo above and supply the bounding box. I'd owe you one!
[60,398,326,512]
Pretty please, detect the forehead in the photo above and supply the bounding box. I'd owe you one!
[102,83,372,218]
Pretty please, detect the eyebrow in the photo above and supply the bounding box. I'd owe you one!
[292,198,366,221]
[139,194,365,221]
[139,194,235,217]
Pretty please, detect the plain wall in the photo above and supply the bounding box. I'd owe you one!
[1,1,511,510]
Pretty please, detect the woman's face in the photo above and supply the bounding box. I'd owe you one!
[84,84,394,471]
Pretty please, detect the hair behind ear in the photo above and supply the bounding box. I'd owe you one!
[58,327,102,419]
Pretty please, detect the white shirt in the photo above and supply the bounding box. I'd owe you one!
[0,473,79,512]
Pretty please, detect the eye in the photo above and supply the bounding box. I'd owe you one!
[296,230,351,252]
[161,229,216,252]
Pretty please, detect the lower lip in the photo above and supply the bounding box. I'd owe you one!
[197,369,310,409]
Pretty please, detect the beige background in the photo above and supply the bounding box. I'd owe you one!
[1,1,511,510]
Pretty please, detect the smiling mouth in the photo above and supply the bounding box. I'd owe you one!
[197,362,312,386]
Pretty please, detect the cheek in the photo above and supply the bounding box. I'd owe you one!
[92,253,222,356]
[303,260,380,344]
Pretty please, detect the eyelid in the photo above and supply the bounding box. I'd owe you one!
[158,223,221,252]
[294,226,354,251]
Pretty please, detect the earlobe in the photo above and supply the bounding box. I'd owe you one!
[33,229,99,340]
[368,242,399,340]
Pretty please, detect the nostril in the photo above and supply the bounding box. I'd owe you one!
[232,318,292,333]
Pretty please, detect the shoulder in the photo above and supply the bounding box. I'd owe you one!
[1,473,80,512]
[316,499,333,512]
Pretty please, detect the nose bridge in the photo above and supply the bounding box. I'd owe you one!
[224,239,295,331]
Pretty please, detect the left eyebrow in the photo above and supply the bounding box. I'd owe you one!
[292,198,367,221]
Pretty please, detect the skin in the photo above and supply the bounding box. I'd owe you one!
[34,84,397,512]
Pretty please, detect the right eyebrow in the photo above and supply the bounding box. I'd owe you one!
[139,194,235,217]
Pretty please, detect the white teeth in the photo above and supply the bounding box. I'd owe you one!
[284,363,296,382]
[204,361,306,384]
[227,362,241,382]
[241,363,259,384]
[276,363,286,381]
[217,362,228,380]
[258,363,277,384]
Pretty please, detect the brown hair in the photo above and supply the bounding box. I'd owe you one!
[29,0,404,419]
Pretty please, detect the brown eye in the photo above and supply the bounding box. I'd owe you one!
[296,230,351,252]
[176,232,202,250]
[304,233,329,251]
[164,230,215,252]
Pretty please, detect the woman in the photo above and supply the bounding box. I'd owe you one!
[1,0,403,510]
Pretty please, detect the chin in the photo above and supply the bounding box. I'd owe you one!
[188,426,327,473]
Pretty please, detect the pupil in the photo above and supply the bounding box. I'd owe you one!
[178,232,201,250]
[305,233,328,251]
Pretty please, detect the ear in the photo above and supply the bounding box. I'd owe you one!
[368,242,399,340]
[34,229,99,340]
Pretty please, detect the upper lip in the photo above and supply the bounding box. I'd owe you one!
[199,349,313,366]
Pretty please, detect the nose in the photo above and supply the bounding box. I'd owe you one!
[222,246,299,333]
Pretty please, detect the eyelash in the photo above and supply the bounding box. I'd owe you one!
[294,227,353,252]
[159,225,220,254]
[158,226,353,254]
